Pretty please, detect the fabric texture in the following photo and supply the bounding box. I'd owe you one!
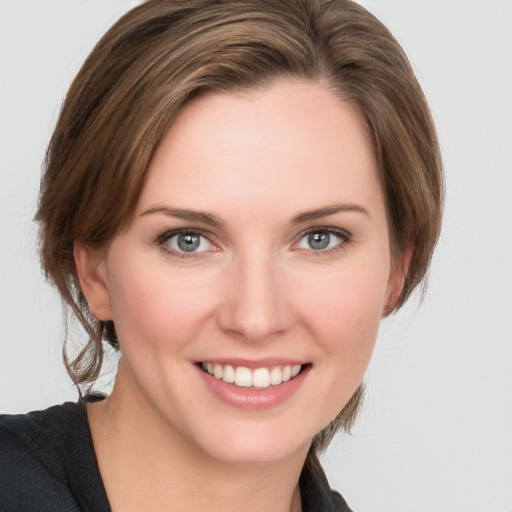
[0,400,352,511]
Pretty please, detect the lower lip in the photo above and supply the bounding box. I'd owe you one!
[197,365,310,411]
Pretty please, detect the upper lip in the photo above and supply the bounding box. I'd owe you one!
[196,358,308,369]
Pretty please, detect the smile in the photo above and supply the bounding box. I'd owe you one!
[200,362,303,389]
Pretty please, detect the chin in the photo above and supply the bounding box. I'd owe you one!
[191,421,313,467]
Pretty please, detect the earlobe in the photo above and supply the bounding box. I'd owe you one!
[73,242,112,321]
[383,245,413,317]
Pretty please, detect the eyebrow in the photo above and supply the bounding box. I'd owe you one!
[140,202,369,227]
[140,205,223,226]
[291,203,370,224]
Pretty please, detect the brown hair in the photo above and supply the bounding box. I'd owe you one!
[36,0,443,452]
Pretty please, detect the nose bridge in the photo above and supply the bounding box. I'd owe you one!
[218,245,290,341]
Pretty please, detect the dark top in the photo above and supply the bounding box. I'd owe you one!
[0,400,352,511]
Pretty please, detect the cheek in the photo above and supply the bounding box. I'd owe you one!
[106,261,218,349]
[286,264,389,430]
[296,260,389,363]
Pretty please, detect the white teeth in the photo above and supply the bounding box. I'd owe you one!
[291,364,301,378]
[213,364,223,379]
[202,363,303,388]
[234,367,252,387]
[223,364,235,383]
[270,366,282,385]
[252,368,270,388]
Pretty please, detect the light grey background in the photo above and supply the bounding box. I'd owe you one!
[1,1,511,511]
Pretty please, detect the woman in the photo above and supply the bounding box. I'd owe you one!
[0,0,443,510]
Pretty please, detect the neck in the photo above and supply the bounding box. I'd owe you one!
[87,363,307,512]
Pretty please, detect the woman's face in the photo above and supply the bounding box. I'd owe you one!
[81,80,405,465]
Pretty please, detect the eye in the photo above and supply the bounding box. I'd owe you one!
[158,230,213,254]
[297,229,349,252]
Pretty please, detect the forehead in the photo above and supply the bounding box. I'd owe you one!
[137,79,383,220]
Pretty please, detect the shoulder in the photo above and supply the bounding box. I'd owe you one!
[0,401,105,512]
[300,452,353,512]
[1,402,86,478]
[1,401,86,444]
[329,489,354,512]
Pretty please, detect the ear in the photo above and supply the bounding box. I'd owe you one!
[74,242,113,321]
[383,245,413,317]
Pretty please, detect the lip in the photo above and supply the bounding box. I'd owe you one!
[196,362,311,411]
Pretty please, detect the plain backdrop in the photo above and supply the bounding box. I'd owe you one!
[1,1,511,511]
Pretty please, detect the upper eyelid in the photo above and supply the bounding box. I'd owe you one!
[297,226,352,240]
[157,227,214,244]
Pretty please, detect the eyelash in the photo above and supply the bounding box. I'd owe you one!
[156,228,215,259]
[295,227,352,255]
[156,226,352,258]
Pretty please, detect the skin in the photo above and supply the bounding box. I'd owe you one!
[76,79,408,512]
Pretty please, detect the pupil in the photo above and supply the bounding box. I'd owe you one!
[308,232,329,250]
[178,234,200,252]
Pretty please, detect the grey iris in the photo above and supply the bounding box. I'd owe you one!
[308,232,330,250]
[177,234,200,252]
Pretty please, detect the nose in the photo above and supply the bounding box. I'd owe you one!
[216,249,292,343]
